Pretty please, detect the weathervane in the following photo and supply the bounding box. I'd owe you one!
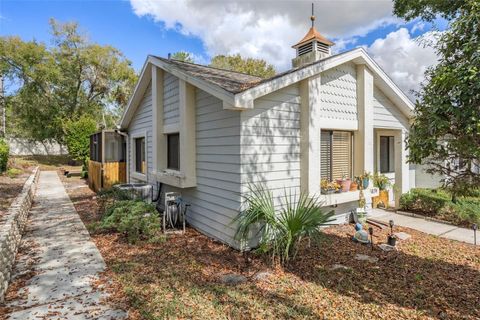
[311,3,315,28]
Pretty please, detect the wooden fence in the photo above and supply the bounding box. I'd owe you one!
[88,161,126,192]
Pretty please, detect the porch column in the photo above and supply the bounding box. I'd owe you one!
[300,74,322,195]
[354,64,374,177]
[394,129,409,207]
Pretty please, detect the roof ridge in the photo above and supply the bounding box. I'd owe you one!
[152,55,262,79]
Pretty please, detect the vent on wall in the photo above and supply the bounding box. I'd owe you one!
[317,43,330,54]
[298,42,313,56]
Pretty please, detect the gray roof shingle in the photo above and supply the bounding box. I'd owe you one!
[153,56,262,94]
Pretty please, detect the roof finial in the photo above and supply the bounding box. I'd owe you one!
[310,3,315,28]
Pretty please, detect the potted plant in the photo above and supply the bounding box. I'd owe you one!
[321,179,340,194]
[350,179,358,191]
[336,174,351,193]
[362,171,372,190]
[372,172,391,208]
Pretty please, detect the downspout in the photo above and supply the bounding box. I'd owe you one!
[115,129,129,183]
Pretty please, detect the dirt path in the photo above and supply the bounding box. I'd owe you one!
[3,171,126,319]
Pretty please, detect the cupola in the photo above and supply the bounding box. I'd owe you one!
[292,4,334,68]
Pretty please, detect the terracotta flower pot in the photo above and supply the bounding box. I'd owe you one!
[341,179,351,192]
[350,182,358,191]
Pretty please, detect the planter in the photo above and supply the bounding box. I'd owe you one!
[363,178,370,190]
[337,179,351,193]
[387,235,397,246]
[350,182,358,191]
[321,189,336,195]
[373,190,389,208]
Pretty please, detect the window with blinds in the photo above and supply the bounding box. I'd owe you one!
[320,130,353,181]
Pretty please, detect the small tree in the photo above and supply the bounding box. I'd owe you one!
[170,51,195,63]
[210,54,276,78]
[0,138,9,173]
[63,115,97,167]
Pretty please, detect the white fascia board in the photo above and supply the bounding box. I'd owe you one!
[119,58,152,129]
[233,47,415,118]
[148,56,236,109]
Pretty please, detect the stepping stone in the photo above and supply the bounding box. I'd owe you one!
[220,274,247,285]
[378,243,397,252]
[394,232,411,241]
[253,271,272,281]
[330,264,352,271]
[355,254,379,263]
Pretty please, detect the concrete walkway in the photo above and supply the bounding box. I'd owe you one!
[5,171,126,319]
[371,209,478,245]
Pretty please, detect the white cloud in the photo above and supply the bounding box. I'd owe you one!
[366,28,439,100]
[130,0,397,70]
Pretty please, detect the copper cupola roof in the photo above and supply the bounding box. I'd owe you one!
[292,26,335,48]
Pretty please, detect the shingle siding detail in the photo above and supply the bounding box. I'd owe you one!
[320,62,357,121]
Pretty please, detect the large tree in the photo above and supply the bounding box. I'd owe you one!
[394,0,480,195]
[0,19,137,143]
[210,54,276,78]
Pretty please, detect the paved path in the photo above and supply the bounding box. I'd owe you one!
[371,209,477,245]
[5,171,126,319]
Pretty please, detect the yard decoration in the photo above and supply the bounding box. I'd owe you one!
[352,223,370,244]
[321,179,340,194]
[473,224,477,246]
[387,220,397,246]
[350,180,358,191]
[368,227,374,251]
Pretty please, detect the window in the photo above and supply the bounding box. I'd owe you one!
[134,137,146,174]
[321,130,353,181]
[167,133,180,170]
[380,136,395,173]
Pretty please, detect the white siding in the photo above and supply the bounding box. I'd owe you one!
[163,72,180,126]
[128,82,154,183]
[241,85,301,205]
[320,62,357,121]
[373,86,409,129]
[166,88,242,246]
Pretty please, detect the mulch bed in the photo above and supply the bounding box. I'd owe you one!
[61,174,480,320]
[0,167,33,217]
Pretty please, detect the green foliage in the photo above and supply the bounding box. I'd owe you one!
[402,0,480,195]
[0,19,137,143]
[399,188,480,226]
[171,51,195,63]
[393,0,466,22]
[372,172,391,191]
[210,54,276,78]
[6,167,22,178]
[100,200,160,244]
[63,115,97,166]
[97,186,132,214]
[235,184,334,265]
[399,188,450,215]
[0,138,9,173]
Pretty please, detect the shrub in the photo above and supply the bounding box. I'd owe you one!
[97,186,132,214]
[100,200,160,243]
[7,167,22,178]
[63,115,97,166]
[0,138,9,173]
[399,188,449,216]
[235,184,335,265]
[440,200,480,226]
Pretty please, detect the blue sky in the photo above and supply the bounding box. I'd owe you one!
[1,0,447,95]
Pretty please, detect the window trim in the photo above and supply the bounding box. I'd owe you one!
[166,132,180,171]
[130,131,147,181]
[321,130,354,181]
[379,135,395,173]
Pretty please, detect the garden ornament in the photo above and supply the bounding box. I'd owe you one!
[473,224,477,246]
[353,223,370,244]
[368,227,374,251]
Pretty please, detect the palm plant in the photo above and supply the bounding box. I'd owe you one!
[234,184,335,265]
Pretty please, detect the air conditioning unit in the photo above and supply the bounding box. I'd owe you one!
[114,183,153,202]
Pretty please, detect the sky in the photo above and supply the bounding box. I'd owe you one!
[0,0,448,99]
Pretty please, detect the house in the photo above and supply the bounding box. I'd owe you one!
[118,19,416,248]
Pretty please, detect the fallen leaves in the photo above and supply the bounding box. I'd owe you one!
[62,176,480,320]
